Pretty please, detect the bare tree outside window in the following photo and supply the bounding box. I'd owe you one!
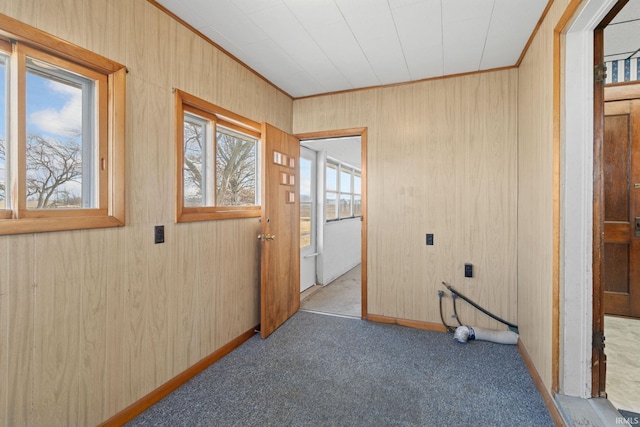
[216,129,256,206]
[0,132,84,209]
[26,132,83,208]
[182,117,257,208]
[183,117,205,206]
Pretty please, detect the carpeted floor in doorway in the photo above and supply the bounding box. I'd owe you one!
[128,311,554,426]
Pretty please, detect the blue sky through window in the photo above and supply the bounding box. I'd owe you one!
[25,69,84,207]
[26,71,82,140]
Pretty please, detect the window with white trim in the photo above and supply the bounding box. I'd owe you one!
[0,17,126,234]
[176,89,261,222]
[325,159,361,221]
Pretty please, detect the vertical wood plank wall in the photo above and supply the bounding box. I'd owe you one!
[294,70,519,332]
[0,0,292,425]
[517,0,571,392]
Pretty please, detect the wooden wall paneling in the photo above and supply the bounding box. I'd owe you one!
[461,72,518,329]
[172,222,203,371]
[293,72,517,330]
[7,1,45,32]
[0,237,7,427]
[126,76,174,225]
[127,0,176,90]
[148,224,174,385]
[78,229,108,425]
[418,81,459,324]
[84,0,130,66]
[6,235,35,426]
[374,82,443,320]
[0,1,11,16]
[516,0,573,392]
[215,56,258,126]
[373,87,408,319]
[212,221,234,345]
[174,24,209,102]
[195,222,217,361]
[216,219,261,344]
[103,228,128,417]
[0,0,293,423]
[36,0,86,50]
[518,31,554,391]
[123,224,172,404]
[32,232,82,426]
[262,85,294,135]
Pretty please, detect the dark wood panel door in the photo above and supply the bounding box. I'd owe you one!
[604,99,640,318]
[259,123,300,338]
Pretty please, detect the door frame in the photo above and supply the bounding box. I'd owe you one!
[299,146,318,292]
[295,128,368,319]
[557,0,625,398]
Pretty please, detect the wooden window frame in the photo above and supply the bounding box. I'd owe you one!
[0,13,126,235]
[175,89,261,222]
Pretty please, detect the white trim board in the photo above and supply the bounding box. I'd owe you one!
[560,0,618,398]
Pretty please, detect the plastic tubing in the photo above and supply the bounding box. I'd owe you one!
[453,325,519,345]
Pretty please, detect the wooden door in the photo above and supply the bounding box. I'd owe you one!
[603,98,640,318]
[260,123,300,338]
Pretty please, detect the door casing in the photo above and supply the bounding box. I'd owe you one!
[300,146,317,292]
[557,0,621,398]
[295,128,368,319]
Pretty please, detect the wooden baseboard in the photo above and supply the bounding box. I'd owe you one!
[367,313,448,332]
[518,341,566,427]
[98,326,258,426]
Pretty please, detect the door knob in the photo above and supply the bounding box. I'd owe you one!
[258,234,276,241]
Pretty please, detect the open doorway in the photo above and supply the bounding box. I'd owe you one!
[297,134,363,318]
[600,0,640,414]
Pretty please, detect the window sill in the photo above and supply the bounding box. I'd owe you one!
[0,215,124,235]
[177,207,261,223]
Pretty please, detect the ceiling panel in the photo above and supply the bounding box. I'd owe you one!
[481,0,549,69]
[302,137,361,168]
[231,0,283,14]
[156,0,550,98]
[605,0,640,62]
[282,0,344,28]
[392,0,443,79]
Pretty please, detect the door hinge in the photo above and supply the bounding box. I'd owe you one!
[595,64,607,83]
[593,332,606,350]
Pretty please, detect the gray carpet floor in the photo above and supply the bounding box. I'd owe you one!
[128,311,554,426]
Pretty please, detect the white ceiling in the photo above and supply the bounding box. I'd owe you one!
[156,0,549,98]
[302,137,361,167]
[605,0,640,61]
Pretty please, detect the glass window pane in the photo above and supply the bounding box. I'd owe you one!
[25,59,96,209]
[326,191,338,221]
[339,194,352,218]
[300,157,312,248]
[216,126,257,206]
[0,54,7,210]
[340,169,351,193]
[183,112,210,207]
[326,163,337,191]
[353,173,361,195]
[353,194,362,216]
